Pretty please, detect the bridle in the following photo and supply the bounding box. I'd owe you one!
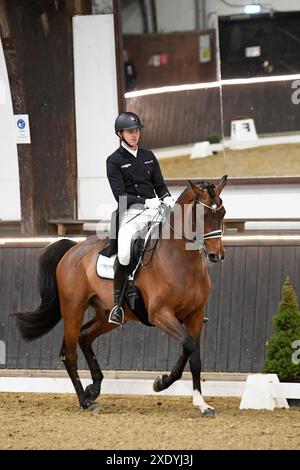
[196,196,224,242]
[166,193,224,250]
[138,192,224,268]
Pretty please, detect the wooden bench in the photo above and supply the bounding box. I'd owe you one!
[48,219,99,236]
[224,219,246,232]
[224,218,300,232]
[0,220,21,234]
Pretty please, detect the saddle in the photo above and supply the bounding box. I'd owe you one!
[97,236,145,279]
[98,230,157,327]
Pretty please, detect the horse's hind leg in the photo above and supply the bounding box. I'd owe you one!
[79,306,118,402]
[60,339,99,411]
[60,305,100,411]
[79,318,103,402]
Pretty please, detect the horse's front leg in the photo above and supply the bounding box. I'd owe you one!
[185,312,215,417]
[150,308,196,392]
[153,347,191,392]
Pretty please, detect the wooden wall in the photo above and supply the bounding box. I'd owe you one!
[1,240,299,372]
[127,87,223,149]
[221,80,300,137]
[2,0,77,234]
[124,30,217,90]
[126,78,300,148]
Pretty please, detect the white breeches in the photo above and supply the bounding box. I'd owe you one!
[118,207,159,266]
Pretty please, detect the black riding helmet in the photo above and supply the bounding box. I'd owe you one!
[115,112,144,133]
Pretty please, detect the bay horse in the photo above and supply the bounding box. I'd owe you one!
[16,176,227,415]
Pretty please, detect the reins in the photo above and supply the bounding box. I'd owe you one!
[135,188,225,269]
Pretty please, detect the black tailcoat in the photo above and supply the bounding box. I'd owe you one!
[106,146,170,208]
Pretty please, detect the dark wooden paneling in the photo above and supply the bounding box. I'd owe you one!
[3,1,77,234]
[96,313,111,370]
[124,30,216,90]
[252,247,271,371]
[155,330,169,371]
[0,249,15,368]
[127,87,222,148]
[202,262,222,371]
[215,248,234,371]
[126,80,300,149]
[240,247,259,372]
[222,81,300,137]
[131,322,146,370]
[167,335,181,372]
[143,327,158,370]
[1,243,300,373]
[7,248,22,369]
[266,246,284,340]
[120,322,134,370]
[107,327,123,370]
[227,247,246,371]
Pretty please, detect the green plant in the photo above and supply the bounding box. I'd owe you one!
[206,133,220,144]
[262,276,300,382]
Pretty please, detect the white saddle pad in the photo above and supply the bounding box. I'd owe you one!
[96,254,116,279]
[96,254,135,280]
[97,219,162,279]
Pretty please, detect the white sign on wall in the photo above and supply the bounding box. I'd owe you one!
[14,114,31,144]
[199,34,211,63]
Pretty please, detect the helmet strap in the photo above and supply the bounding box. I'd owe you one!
[117,131,135,148]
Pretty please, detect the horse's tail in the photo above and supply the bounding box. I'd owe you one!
[15,239,77,342]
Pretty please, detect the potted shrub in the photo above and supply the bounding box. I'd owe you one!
[262,276,300,405]
[207,133,220,144]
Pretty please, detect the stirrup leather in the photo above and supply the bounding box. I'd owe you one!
[108,305,125,325]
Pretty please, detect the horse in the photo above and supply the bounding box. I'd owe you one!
[15,176,227,416]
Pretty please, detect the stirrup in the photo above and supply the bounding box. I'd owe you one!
[108,305,125,325]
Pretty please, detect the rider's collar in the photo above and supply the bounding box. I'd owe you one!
[121,142,138,158]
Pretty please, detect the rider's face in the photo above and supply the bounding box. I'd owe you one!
[121,128,140,149]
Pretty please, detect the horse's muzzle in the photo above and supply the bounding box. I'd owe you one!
[208,253,225,263]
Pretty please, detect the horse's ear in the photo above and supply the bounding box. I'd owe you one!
[188,180,199,192]
[188,180,207,197]
[215,175,228,194]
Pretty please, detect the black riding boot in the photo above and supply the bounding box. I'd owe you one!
[108,259,130,325]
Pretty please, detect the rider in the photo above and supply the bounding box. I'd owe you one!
[106,112,175,325]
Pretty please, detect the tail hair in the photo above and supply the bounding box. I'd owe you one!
[15,239,77,341]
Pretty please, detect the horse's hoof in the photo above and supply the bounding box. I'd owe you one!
[153,376,163,392]
[85,384,100,401]
[87,402,102,413]
[202,407,215,417]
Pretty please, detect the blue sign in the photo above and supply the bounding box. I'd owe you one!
[15,114,31,143]
[17,119,26,129]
